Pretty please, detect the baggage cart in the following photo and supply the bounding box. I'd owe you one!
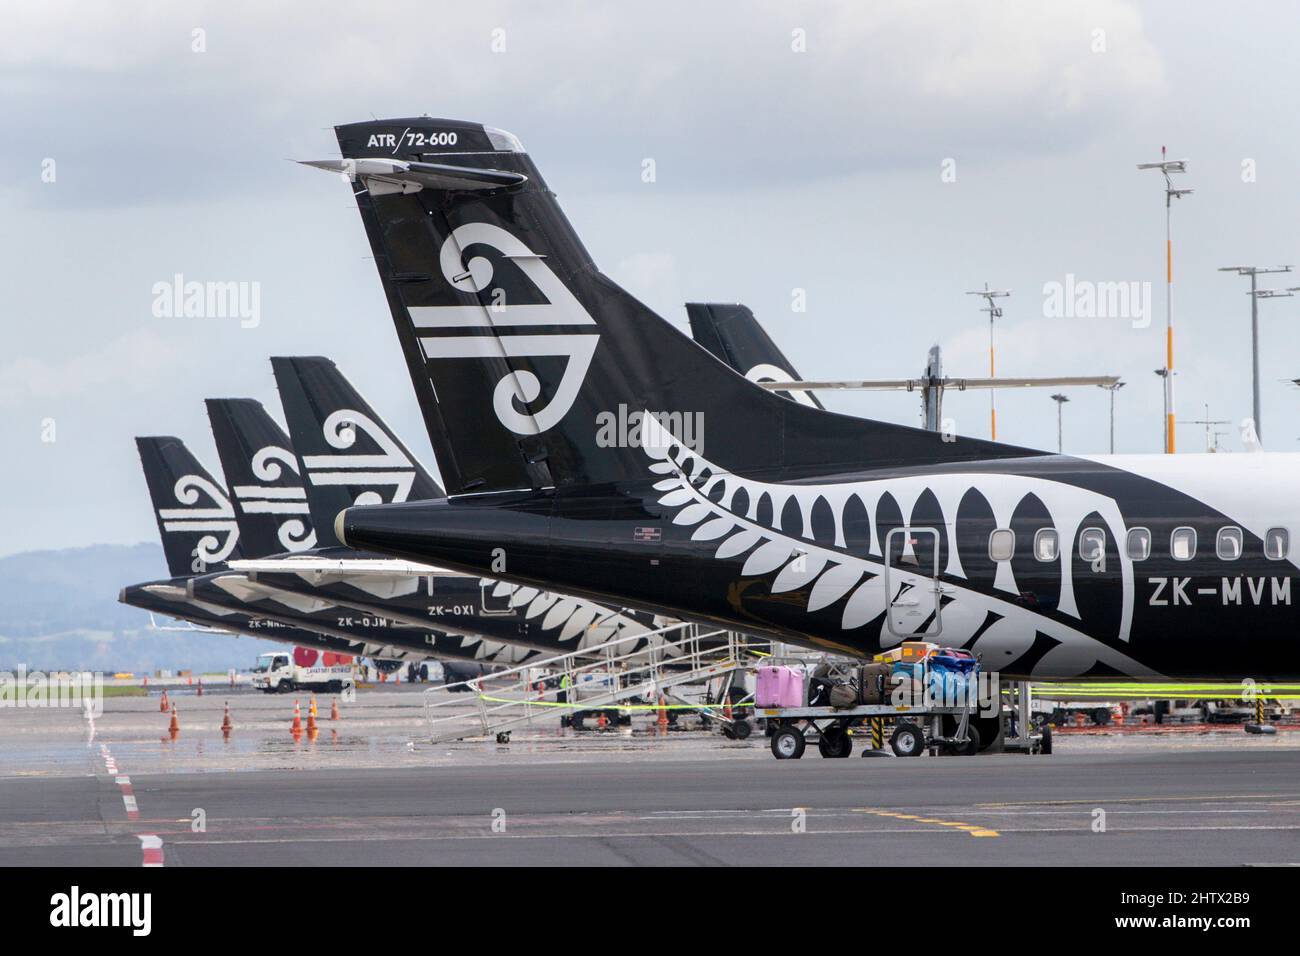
[756,652,982,759]
[760,700,978,759]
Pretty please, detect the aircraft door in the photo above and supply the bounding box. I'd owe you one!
[885,527,943,638]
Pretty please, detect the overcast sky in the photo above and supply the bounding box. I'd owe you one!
[4,1,1300,559]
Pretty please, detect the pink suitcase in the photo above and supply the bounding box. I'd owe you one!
[755,665,805,708]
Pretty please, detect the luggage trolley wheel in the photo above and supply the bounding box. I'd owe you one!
[723,719,753,741]
[770,723,807,760]
[947,725,981,757]
[890,721,926,758]
[817,726,854,758]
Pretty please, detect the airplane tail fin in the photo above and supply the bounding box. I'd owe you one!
[271,356,443,547]
[135,436,242,576]
[305,118,1038,495]
[686,303,824,410]
[205,398,316,556]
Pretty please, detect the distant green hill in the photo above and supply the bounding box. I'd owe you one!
[0,543,283,672]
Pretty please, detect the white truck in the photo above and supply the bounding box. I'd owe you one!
[251,651,356,694]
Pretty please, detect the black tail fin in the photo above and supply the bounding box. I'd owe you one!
[307,118,1040,494]
[205,399,316,556]
[686,303,824,410]
[271,356,443,547]
[135,436,243,576]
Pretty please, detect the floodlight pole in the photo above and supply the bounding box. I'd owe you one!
[1153,368,1169,449]
[965,283,1010,441]
[1051,393,1069,454]
[1138,148,1192,454]
[1217,265,1294,441]
[1101,381,1126,454]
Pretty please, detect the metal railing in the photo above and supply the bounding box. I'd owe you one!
[423,621,769,742]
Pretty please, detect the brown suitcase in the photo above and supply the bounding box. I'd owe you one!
[859,663,892,704]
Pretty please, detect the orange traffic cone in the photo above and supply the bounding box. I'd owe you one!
[307,706,318,738]
[159,689,169,713]
[291,699,303,735]
[309,696,318,718]
[168,703,180,736]
[221,702,233,736]
[330,699,340,721]
[657,695,669,729]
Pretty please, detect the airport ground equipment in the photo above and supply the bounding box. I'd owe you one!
[761,698,978,759]
[250,650,356,694]
[763,703,979,759]
[1001,680,1049,753]
[758,652,985,759]
[1029,680,1296,728]
[422,623,765,743]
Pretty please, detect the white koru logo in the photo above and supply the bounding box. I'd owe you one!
[408,222,599,436]
[158,474,239,564]
[301,409,417,504]
[230,446,315,552]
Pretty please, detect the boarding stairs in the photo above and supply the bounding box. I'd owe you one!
[423,622,769,743]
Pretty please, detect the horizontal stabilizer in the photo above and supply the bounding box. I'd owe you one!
[299,159,527,195]
[229,556,449,577]
[758,375,1121,391]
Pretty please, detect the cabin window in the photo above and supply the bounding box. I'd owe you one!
[1216,527,1243,561]
[988,529,1015,562]
[1265,527,1290,561]
[1078,527,1106,562]
[1033,528,1059,562]
[1170,527,1197,561]
[1126,527,1151,561]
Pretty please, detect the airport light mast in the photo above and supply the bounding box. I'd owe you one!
[1051,393,1070,453]
[965,283,1010,440]
[1218,265,1296,441]
[1137,148,1192,454]
[1153,368,1170,449]
[1101,380,1125,454]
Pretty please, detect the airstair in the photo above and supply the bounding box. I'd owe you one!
[423,621,769,743]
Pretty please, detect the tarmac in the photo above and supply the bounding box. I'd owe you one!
[2,684,1299,866]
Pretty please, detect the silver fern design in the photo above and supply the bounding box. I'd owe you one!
[483,579,674,655]
[637,414,1155,679]
[212,574,538,665]
[158,474,240,564]
[430,629,541,664]
[232,445,317,552]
